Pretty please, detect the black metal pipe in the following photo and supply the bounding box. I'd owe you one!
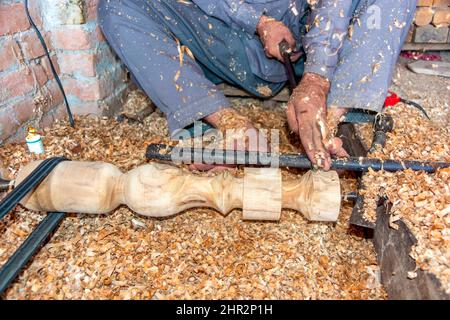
[146,144,449,173]
[343,192,358,202]
[0,212,65,295]
[0,157,68,221]
[369,113,394,153]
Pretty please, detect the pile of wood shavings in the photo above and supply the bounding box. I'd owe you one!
[363,168,449,293]
[120,90,155,122]
[360,99,449,292]
[362,103,449,222]
[1,200,385,299]
[0,96,386,299]
[0,115,169,177]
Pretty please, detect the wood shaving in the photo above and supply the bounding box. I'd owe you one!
[0,94,385,300]
[256,85,273,97]
[120,90,155,122]
[361,58,450,294]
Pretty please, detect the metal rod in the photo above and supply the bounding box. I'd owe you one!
[146,144,449,173]
[343,192,358,202]
[0,157,68,221]
[369,114,394,153]
[0,212,65,295]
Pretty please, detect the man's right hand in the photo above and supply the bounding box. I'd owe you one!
[256,15,301,62]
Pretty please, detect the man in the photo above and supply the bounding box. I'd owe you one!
[98,0,416,170]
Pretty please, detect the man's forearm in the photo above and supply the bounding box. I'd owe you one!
[303,0,354,81]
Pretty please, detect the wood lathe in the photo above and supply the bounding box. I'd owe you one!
[15,160,341,222]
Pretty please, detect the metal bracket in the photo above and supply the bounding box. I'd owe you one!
[0,157,68,296]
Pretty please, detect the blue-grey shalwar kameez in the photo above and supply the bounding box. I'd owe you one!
[98,0,416,134]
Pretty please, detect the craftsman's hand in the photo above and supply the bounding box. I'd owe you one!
[286,73,348,171]
[257,15,301,62]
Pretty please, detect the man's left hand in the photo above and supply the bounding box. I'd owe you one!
[286,73,348,171]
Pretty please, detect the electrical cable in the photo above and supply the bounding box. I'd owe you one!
[24,0,75,127]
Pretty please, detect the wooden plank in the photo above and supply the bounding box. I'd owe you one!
[403,43,450,51]
[407,60,450,77]
[373,201,449,300]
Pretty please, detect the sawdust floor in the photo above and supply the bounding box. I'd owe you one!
[0,57,448,299]
[360,54,449,294]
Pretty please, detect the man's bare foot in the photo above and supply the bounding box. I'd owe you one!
[204,108,253,132]
[189,108,268,171]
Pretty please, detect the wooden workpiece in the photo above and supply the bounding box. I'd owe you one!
[15,161,341,222]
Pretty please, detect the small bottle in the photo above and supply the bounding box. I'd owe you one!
[26,126,45,155]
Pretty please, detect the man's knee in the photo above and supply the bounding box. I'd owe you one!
[362,0,416,33]
[97,0,162,37]
[97,0,115,33]
[370,0,417,21]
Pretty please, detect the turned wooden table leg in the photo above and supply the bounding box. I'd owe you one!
[15,161,341,222]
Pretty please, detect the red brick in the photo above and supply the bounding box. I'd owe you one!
[0,108,19,141]
[39,113,54,129]
[95,25,106,42]
[39,103,68,128]
[52,103,70,120]
[41,55,61,79]
[19,32,46,60]
[0,3,30,36]
[64,78,105,101]
[51,27,93,50]
[39,113,55,129]
[59,53,96,77]
[32,63,50,86]
[0,64,52,102]
[86,0,99,21]
[43,80,65,110]
[0,39,20,72]
[13,82,65,125]
[70,102,103,116]
[12,97,36,124]
[28,0,43,28]
[0,69,35,101]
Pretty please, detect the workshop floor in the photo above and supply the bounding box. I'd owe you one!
[0,56,448,299]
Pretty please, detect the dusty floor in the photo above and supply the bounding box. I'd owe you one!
[0,56,448,299]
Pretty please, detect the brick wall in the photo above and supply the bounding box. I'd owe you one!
[0,0,129,144]
[407,0,450,45]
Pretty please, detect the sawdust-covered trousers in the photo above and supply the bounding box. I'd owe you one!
[98,0,415,135]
